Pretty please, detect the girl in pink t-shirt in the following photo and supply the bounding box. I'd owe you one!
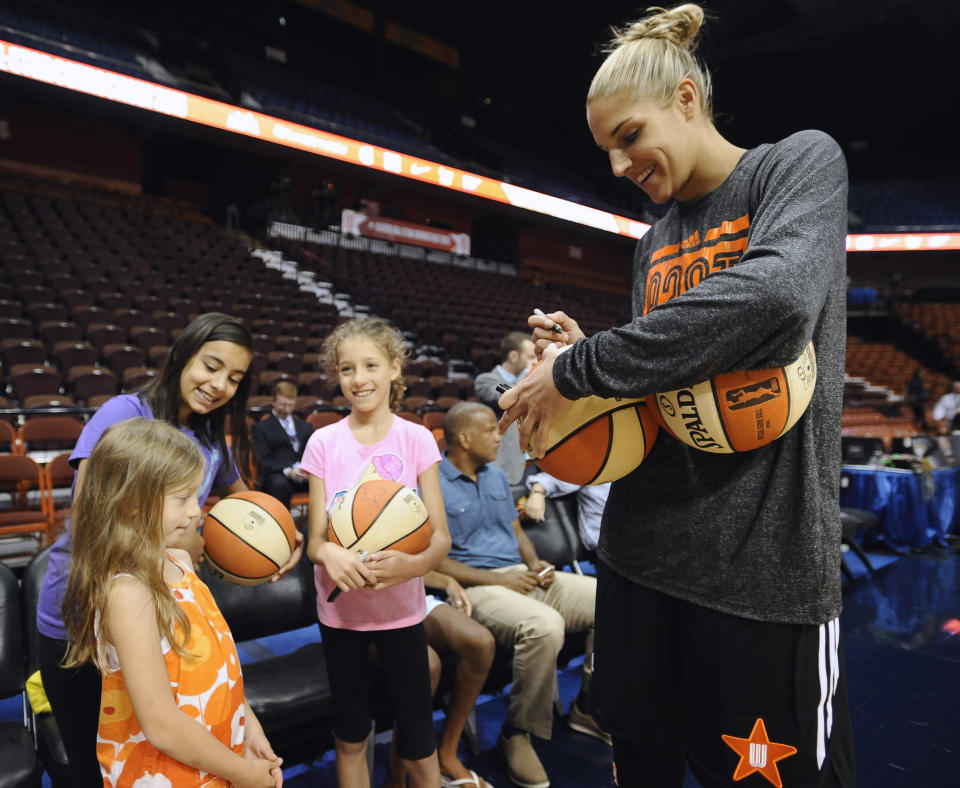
[301,317,451,788]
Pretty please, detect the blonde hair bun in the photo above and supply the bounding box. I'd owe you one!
[588,3,713,116]
[611,4,705,52]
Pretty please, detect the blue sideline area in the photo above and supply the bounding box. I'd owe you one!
[844,550,901,580]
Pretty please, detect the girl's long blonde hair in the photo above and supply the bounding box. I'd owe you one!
[588,4,714,118]
[62,418,204,670]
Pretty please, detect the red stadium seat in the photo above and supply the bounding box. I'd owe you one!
[68,366,119,405]
[9,365,63,402]
[53,341,99,373]
[102,344,146,376]
[1,339,47,368]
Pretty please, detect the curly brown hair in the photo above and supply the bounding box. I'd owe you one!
[321,317,409,411]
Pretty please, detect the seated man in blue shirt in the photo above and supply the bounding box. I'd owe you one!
[437,401,607,788]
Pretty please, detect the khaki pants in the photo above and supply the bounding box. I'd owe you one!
[465,566,596,739]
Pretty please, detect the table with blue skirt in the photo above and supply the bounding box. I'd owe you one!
[840,465,960,548]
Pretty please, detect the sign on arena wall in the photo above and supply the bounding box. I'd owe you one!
[3,38,958,252]
[340,209,470,255]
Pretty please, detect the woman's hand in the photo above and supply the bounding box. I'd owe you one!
[529,310,584,357]
[498,342,575,459]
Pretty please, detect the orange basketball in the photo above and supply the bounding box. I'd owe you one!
[529,396,659,485]
[329,479,431,555]
[202,491,296,586]
[655,342,817,453]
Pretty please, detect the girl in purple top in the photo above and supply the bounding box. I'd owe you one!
[37,312,301,786]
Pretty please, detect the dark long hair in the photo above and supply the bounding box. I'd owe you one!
[142,312,253,485]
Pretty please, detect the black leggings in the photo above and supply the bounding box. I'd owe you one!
[37,633,103,787]
[319,621,437,761]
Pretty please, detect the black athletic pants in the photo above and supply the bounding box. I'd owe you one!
[592,561,856,788]
[37,633,103,787]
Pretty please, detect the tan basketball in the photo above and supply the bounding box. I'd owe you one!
[655,342,817,453]
[202,491,296,586]
[329,479,431,555]
[527,395,659,485]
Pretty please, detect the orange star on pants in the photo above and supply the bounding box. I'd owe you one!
[721,717,798,787]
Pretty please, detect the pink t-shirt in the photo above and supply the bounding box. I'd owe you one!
[300,414,441,630]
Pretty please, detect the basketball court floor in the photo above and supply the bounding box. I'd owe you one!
[277,544,960,787]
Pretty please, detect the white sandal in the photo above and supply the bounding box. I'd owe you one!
[440,769,493,788]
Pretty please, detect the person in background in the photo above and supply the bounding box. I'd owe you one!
[474,332,537,485]
[252,380,314,509]
[384,571,496,788]
[523,469,610,552]
[905,369,929,433]
[932,380,960,435]
[438,401,607,788]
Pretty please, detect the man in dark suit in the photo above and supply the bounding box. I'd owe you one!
[252,381,314,509]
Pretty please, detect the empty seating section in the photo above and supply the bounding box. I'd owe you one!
[896,302,960,371]
[842,338,952,442]
[3,167,960,490]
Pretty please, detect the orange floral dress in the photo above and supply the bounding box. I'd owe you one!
[96,555,246,787]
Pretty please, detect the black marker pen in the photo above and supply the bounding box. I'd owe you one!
[534,308,563,334]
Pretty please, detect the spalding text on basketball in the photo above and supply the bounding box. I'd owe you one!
[676,390,723,450]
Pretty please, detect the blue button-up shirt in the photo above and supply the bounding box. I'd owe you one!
[439,454,523,569]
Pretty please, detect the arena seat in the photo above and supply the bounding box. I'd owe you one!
[53,341,98,373]
[16,417,84,459]
[445,491,592,756]
[21,549,70,784]
[0,561,42,788]
[67,366,118,405]
[0,454,50,553]
[1,339,47,370]
[307,410,343,430]
[196,555,343,766]
[102,343,146,376]
[9,365,63,403]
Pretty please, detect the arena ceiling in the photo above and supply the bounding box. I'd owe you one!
[366,0,958,184]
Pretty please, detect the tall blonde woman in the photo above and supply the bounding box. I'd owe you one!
[500,5,855,786]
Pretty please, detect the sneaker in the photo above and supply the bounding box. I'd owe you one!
[567,700,613,746]
[497,731,550,788]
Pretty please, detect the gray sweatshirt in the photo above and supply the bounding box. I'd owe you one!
[552,130,848,625]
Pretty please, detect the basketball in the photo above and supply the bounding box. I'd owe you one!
[329,479,431,555]
[528,395,660,485]
[655,342,817,453]
[202,491,297,586]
